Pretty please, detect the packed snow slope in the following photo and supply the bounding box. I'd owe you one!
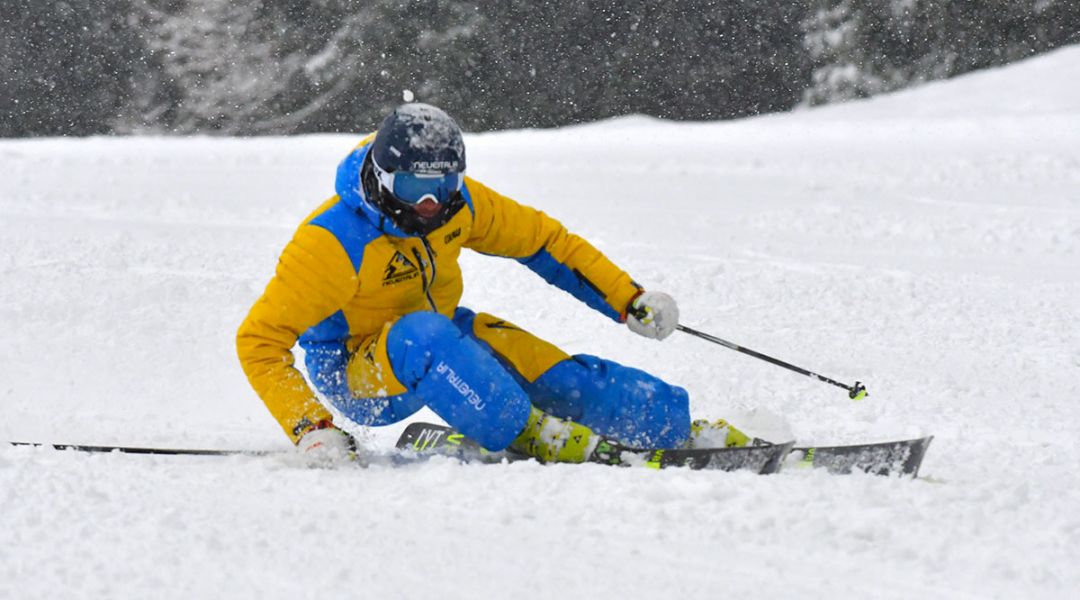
[3,45,1079,599]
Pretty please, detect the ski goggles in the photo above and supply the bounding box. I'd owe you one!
[372,158,463,204]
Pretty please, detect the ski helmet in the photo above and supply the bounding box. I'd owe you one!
[363,103,466,236]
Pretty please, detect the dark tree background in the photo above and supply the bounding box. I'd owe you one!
[1,0,1077,137]
[1,0,147,136]
[802,0,1080,104]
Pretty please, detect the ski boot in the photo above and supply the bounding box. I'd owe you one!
[510,407,600,463]
[686,418,756,449]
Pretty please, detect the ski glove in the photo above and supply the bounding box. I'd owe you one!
[296,423,358,464]
[626,291,679,340]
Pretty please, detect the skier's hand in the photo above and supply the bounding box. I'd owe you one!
[626,291,679,340]
[296,423,358,464]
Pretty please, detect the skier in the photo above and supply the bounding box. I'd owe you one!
[236,103,747,462]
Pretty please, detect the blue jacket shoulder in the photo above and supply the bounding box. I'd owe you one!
[308,199,382,274]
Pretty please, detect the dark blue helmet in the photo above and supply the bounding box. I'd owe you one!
[363,103,467,236]
[371,103,466,176]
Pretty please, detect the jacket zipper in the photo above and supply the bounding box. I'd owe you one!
[412,238,438,312]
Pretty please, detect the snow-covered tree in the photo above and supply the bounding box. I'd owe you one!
[120,1,306,133]
[3,0,1077,135]
[117,0,486,134]
[0,0,144,136]
[802,0,1080,106]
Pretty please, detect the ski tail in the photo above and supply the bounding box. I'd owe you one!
[6,441,269,456]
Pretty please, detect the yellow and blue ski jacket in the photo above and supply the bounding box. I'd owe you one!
[236,137,643,443]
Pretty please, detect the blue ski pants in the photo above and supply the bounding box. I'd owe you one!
[304,308,691,450]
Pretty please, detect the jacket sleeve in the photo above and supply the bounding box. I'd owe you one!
[236,221,359,443]
[463,177,642,321]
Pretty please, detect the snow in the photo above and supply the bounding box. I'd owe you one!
[2,44,1080,599]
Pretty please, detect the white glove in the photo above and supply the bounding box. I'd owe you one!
[626,291,679,340]
[296,425,357,464]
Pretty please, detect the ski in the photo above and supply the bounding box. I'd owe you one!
[6,436,788,473]
[395,421,793,474]
[7,441,270,456]
[396,422,932,477]
[9,430,932,477]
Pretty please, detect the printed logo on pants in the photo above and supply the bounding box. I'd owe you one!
[435,361,487,411]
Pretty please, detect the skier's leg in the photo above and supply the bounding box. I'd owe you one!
[333,311,598,461]
[530,355,692,448]
[459,309,692,448]
[450,308,569,385]
[305,338,428,427]
[338,312,530,450]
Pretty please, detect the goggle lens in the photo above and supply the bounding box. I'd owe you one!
[374,159,462,204]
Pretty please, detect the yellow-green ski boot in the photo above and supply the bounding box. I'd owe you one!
[687,418,753,448]
[510,407,600,463]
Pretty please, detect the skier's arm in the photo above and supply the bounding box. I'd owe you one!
[463,177,642,321]
[236,219,358,443]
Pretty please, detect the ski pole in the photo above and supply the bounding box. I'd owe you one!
[676,324,868,400]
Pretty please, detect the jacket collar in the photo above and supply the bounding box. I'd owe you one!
[335,143,413,238]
